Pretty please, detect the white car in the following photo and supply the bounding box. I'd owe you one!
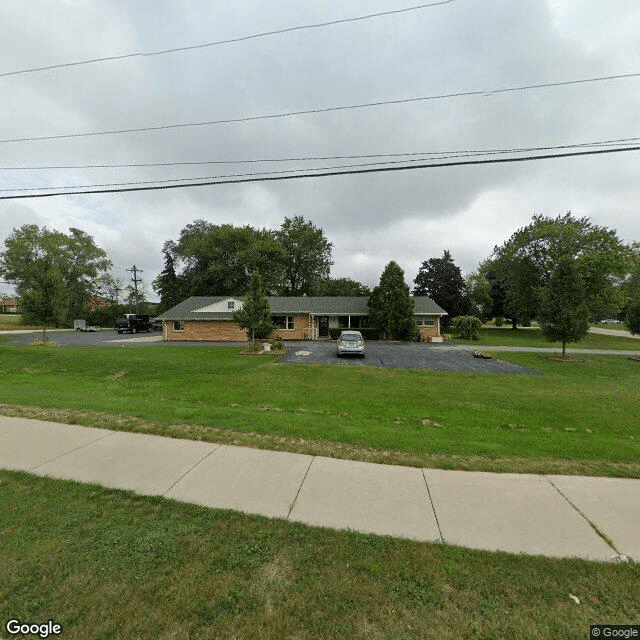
[337,331,365,358]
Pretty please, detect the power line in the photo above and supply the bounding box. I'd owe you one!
[0,1,455,79]
[3,71,639,145]
[1,145,638,201]
[4,139,640,193]
[2,136,639,171]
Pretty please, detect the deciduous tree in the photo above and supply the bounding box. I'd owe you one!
[320,276,370,297]
[276,215,333,296]
[624,262,640,335]
[490,213,633,325]
[0,225,111,330]
[465,271,492,320]
[159,221,285,298]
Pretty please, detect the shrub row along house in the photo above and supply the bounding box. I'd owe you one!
[159,296,447,342]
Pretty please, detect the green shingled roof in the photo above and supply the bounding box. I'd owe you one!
[159,296,447,320]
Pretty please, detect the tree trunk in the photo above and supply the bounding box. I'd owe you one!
[562,340,566,358]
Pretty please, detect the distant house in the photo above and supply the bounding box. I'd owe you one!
[159,296,447,342]
[0,298,20,313]
[86,296,112,310]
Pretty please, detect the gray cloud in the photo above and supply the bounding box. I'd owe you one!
[1,0,639,297]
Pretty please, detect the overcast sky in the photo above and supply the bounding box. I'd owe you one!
[1,0,639,299]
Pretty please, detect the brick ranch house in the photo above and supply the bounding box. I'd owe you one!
[0,298,20,313]
[159,296,447,342]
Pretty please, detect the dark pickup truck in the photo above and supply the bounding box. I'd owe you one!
[114,314,152,334]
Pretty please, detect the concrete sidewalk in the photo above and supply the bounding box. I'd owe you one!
[1,416,638,562]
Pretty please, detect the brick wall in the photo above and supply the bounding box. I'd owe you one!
[165,320,248,342]
[418,317,441,342]
[164,314,442,342]
[164,313,312,342]
[270,314,311,340]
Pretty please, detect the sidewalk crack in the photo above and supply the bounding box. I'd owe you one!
[544,475,620,555]
[422,469,444,543]
[29,430,117,471]
[287,456,315,519]
[162,444,222,496]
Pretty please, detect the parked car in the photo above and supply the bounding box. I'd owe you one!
[337,330,365,358]
[114,314,152,334]
[152,318,164,331]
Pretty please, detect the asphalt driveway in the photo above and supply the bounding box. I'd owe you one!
[279,341,540,374]
[4,329,164,347]
[4,331,538,374]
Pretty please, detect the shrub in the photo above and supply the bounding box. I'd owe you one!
[451,315,482,340]
[269,338,284,351]
[329,328,341,340]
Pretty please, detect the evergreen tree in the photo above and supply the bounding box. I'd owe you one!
[413,250,469,327]
[538,256,590,356]
[368,261,416,339]
[233,271,275,341]
[153,244,183,312]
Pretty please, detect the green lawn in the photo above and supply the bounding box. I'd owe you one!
[450,327,640,350]
[0,314,43,331]
[592,322,630,331]
[1,341,639,477]
[1,471,637,640]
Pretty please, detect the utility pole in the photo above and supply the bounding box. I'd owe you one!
[126,265,143,313]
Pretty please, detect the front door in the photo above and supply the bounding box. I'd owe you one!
[318,316,329,337]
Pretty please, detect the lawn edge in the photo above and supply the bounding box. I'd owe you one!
[1,403,638,479]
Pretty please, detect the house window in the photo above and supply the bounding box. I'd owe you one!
[416,318,435,326]
[228,301,235,309]
[338,316,349,329]
[173,320,185,331]
[272,315,295,330]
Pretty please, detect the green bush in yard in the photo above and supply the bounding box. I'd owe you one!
[452,315,482,340]
[269,338,284,351]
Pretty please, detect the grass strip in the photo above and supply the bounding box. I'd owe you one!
[1,471,638,640]
[1,402,639,479]
[0,344,638,477]
[450,327,640,350]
